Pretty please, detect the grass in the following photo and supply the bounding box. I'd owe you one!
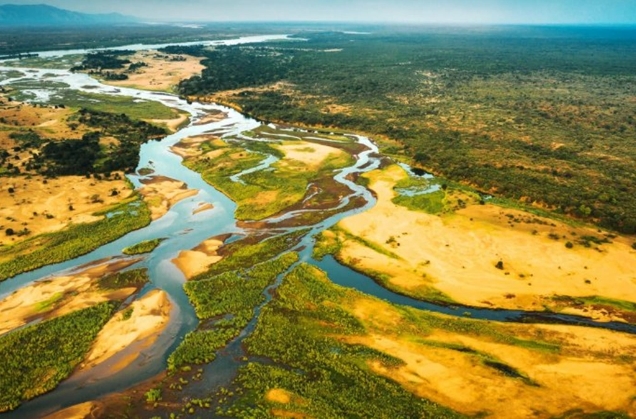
[5,78,177,121]
[193,230,307,279]
[53,90,178,120]
[393,189,446,214]
[98,268,149,290]
[169,252,299,371]
[0,302,117,412]
[122,238,163,255]
[551,295,636,315]
[34,292,64,313]
[0,194,151,281]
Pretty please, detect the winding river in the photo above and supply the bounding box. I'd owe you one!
[1,35,636,417]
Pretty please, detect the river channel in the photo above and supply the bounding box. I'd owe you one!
[1,35,635,417]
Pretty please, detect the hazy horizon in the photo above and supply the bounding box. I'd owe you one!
[2,0,636,24]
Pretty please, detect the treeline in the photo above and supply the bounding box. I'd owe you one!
[177,46,292,94]
[10,108,166,176]
[176,28,636,233]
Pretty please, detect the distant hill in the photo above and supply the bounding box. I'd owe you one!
[0,4,137,26]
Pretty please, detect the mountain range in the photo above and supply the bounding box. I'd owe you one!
[0,4,136,26]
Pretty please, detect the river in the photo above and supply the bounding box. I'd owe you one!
[1,35,635,417]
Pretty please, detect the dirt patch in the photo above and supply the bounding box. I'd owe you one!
[266,389,292,404]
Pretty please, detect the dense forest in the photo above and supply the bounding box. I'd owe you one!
[176,26,636,233]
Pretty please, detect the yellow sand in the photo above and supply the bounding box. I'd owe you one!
[337,164,636,311]
[0,258,139,336]
[80,290,171,371]
[172,238,223,279]
[0,175,132,247]
[346,296,636,418]
[275,141,346,170]
[103,50,204,92]
[138,176,199,220]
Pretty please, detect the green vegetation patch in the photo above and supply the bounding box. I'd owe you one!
[195,230,306,279]
[184,132,354,220]
[169,252,299,371]
[186,252,299,320]
[0,302,117,412]
[122,238,163,255]
[98,268,149,290]
[393,189,446,214]
[34,291,64,313]
[0,195,151,281]
[168,328,238,370]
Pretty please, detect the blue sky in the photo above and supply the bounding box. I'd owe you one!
[5,0,636,23]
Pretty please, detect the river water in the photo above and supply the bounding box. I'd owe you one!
[1,35,635,417]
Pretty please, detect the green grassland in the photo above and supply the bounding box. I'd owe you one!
[177,27,636,234]
[4,81,178,121]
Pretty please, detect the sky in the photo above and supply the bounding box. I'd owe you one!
[4,0,636,24]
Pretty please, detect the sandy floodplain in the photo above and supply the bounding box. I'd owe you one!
[0,175,133,247]
[336,164,636,314]
[343,294,636,418]
[102,50,205,93]
[138,175,199,220]
[274,141,347,171]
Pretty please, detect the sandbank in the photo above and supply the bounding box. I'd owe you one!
[138,175,198,220]
[80,289,171,372]
[172,237,224,279]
